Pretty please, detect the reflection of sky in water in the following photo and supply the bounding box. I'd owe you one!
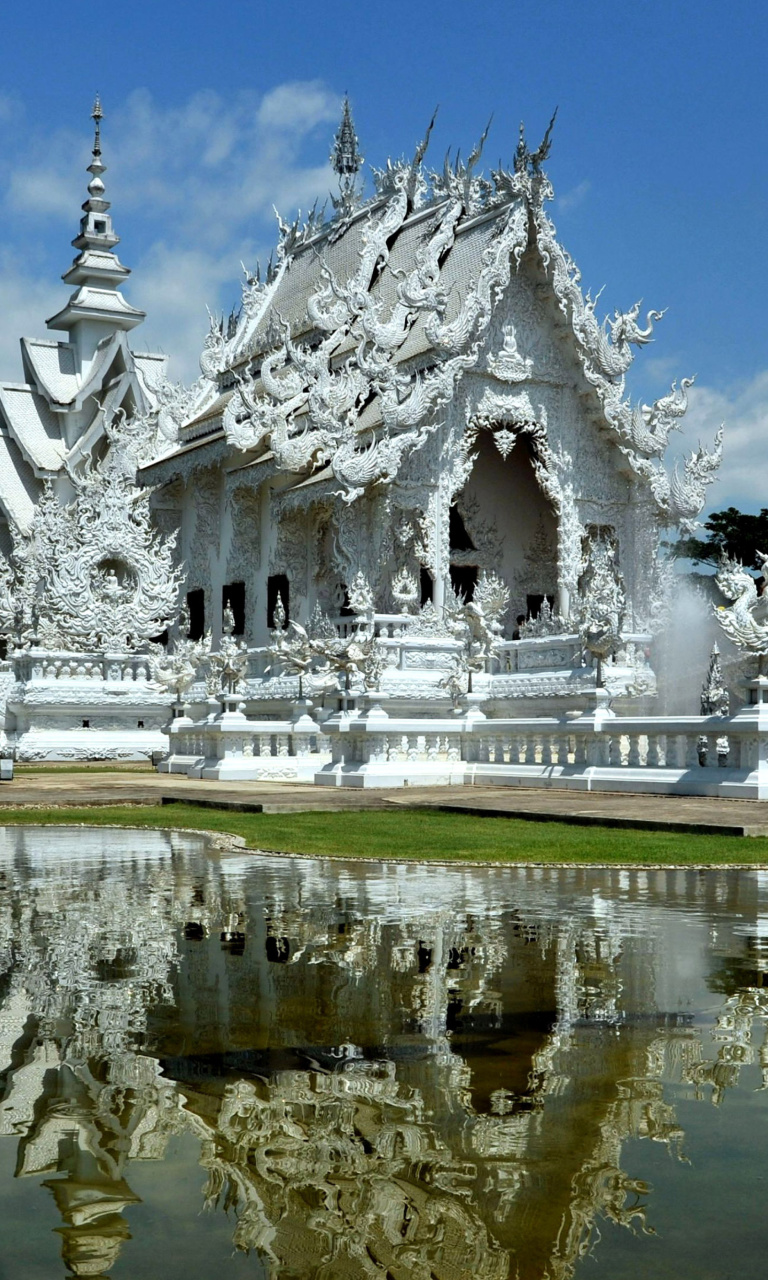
[0,828,767,1278]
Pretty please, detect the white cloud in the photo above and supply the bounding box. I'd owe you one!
[256,81,339,133]
[674,372,768,512]
[556,179,590,213]
[0,253,62,377]
[0,80,344,384]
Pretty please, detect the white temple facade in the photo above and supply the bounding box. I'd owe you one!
[134,105,732,785]
[3,100,758,786]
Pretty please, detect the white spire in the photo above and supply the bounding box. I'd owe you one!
[47,98,145,362]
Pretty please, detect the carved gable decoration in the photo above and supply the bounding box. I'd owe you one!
[5,427,184,652]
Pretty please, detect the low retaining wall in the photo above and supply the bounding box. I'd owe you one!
[159,682,768,799]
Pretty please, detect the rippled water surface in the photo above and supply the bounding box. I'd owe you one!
[1,827,768,1278]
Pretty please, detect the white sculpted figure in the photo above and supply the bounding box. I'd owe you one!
[442,570,511,695]
[149,603,210,703]
[205,604,249,697]
[577,533,626,682]
[714,552,768,656]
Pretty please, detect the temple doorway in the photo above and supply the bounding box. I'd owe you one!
[451,428,558,622]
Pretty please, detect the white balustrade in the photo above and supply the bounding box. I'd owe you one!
[161,709,330,781]
[312,694,768,797]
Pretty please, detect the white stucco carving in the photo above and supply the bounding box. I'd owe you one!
[714,553,768,656]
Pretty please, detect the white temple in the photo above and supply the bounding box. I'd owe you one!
[5,99,768,792]
[0,100,181,760]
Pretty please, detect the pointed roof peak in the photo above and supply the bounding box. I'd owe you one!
[331,96,364,186]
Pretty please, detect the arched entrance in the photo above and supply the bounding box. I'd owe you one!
[451,428,558,626]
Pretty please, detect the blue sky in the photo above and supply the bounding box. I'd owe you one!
[1,0,766,509]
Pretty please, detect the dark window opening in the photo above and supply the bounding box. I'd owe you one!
[137,720,144,729]
[419,567,434,606]
[338,584,355,617]
[187,589,205,641]
[418,942,432,973]
[267,574,289,629]
[184,922,205,941]
[526,593,556,620]
[94,219,107,233]
[222,581,245,635]
[221,931,246,956]
[450,564,478,602]
[446,992,463,1032]
[266,935,290,963]
[96,948,137,982]
[449,505,475,552]
[82,719,90,729]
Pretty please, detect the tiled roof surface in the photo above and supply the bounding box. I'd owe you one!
[22,340,78,405]
[0,433,38,531]
[0,385,67,471]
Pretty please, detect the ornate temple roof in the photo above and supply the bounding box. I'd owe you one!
[145,106,719,532]
[0,101,166,533]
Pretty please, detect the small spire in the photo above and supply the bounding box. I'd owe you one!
[46,96,145,343]
[331,97,363,200]
[86,96,107,206]
[91,94,103,157]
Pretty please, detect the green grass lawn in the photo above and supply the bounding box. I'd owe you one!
[0,802,766,864]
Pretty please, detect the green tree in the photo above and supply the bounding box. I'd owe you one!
[672,507,768,569]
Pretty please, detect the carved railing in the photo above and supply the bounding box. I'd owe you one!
[160,688,768,796]
[314,700,768,797]
[162,713,331,779]
[244,625,653,686]
[14,651,155,684]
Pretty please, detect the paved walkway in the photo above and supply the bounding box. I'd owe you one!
[2,768,768,836]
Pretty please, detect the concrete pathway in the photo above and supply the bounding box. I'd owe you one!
[2,768,768,836]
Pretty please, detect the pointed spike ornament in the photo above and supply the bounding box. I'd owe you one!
[91,94,103,156]
[514,108,558,176]
[86,95,107,202]
[331,97,364,206]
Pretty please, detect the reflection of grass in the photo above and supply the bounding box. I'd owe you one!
[0,803,767,864]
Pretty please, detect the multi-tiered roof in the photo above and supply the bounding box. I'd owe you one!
[0,100,165,536]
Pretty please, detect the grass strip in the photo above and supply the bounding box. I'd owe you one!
[0,802,767,864]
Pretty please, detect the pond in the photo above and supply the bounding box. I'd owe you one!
[0,827,767,1279]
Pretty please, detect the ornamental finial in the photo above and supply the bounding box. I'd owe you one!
[91,94,103,157]
[514,108,558,176]
[331,96,363,198]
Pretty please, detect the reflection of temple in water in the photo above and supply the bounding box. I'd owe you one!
[1,828,768,1278]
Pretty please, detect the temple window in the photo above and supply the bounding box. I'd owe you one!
[222,581,245,635]
[186,588,205,640]
[267,574,289,629]
[449,505,475,552]
[450,564,478,602]
[420,567,434,606]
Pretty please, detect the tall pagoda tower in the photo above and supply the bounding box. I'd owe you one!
[0,99,166,542]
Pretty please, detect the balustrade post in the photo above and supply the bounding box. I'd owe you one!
[685,734,700,770]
